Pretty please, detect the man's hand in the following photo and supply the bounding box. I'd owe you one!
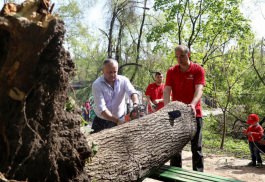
[130,104,146,120]
[188,103,196,116]
[153,99,163,105]
[132,103,138,112]
[153,99,159,104]
[151,103,157,111]
[116,118,125,125]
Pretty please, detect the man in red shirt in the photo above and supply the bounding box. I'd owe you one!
[164,45,206,172]
[145,72,165,114]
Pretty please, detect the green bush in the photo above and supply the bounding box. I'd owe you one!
[203,115,250,159]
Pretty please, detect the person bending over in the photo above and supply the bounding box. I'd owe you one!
[92,58,139,133]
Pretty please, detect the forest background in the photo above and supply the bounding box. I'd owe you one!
[2,0,265,154]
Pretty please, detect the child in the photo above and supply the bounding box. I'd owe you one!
[243,114,264,168]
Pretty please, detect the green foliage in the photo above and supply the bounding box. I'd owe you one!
[86,142,99,164]
[203,115,250,158]
[74,87,91,104]
[80,116,88,126]
[130,53,173,91]
[57,1,81,18]
[204,114,219,131]
[91,142,98,156]
[149,0,253,66]
[65,96,76,112]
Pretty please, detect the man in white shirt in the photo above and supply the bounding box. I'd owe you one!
[92,58,139,133]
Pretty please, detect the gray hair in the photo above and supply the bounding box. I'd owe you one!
[103,58,118,66]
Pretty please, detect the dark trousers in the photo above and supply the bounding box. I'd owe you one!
[170,117,204,172]
[257,142,265,153]
[91,116,117,133]
[249,141,262,164]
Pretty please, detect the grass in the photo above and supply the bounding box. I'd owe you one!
[202,115,251,159]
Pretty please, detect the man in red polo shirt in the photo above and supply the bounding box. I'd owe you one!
[164,45,206,172]
[145,72,165,114]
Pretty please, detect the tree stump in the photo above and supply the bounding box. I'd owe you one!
[85,101,196,181]
[0,1,91,181]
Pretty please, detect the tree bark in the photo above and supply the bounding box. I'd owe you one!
[0,1,90,181]
[85,101,197,182]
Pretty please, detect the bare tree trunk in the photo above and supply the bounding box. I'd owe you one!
[251,47,265,86]
[130,0,147,82]
[107,12,116,58]
[85,101,196,182]
[115,22,123,64]
[0,1,90,181]
[220,110,226,149]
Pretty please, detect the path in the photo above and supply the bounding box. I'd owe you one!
[203,108,223,117]
[144,150,265,182]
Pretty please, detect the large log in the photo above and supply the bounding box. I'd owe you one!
[85,101,197,181]
[0,1,90,181]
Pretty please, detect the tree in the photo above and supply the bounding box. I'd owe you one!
[54,0,108,102]
[147,0,256,149]
[207,44,252,149]
[148,0,252,66]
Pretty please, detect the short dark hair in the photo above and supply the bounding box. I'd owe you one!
[175,45,190,54]
[155,72,162,76]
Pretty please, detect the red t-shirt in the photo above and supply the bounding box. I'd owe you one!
[145,83,165,113]
[165,62,205,117]
[246,124,264,142]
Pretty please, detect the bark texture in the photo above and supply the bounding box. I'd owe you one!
[85,101,197,182]
[0,1,90,181]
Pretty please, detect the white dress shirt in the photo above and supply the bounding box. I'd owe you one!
[92,75,137,120]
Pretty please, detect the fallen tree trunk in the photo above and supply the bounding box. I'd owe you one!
[85,101,197,181]
[0,1,90,181]
[0,1,197,182]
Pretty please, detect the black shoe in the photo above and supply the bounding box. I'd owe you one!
[256,163,262,168]
[247,161,256,166]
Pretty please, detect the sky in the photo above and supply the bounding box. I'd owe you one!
[0,0,265,39]
[241,0,265,39]
[85,0,265,39]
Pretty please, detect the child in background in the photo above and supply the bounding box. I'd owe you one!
[84,100,91,121]
[243,114,264,168]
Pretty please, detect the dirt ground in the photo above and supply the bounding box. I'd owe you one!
[144,150,265,182]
